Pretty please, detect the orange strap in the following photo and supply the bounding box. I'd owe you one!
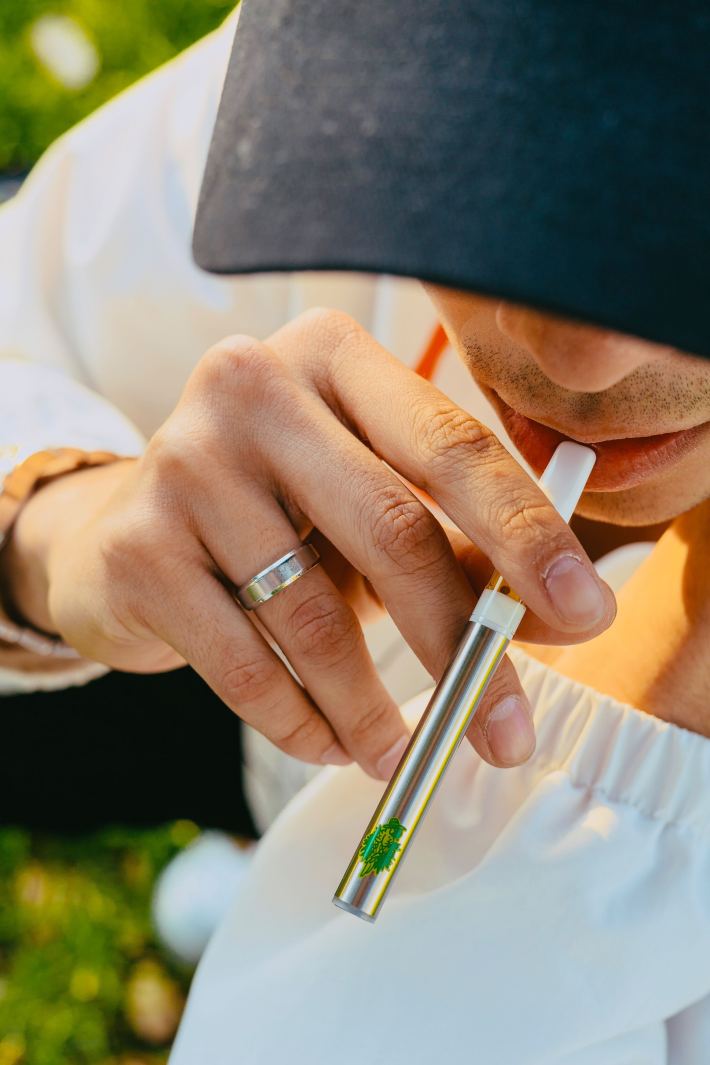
[414,323,448,381]
[410,323,449,511]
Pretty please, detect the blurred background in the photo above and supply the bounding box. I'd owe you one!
[0,3,238,1063]
[0,0,234,188]
[0,821,197,1065]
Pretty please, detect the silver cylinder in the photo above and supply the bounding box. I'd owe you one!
[333,619,509,922]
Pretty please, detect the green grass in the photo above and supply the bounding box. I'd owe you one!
[0,0,236,172]
[0,821,201,1064]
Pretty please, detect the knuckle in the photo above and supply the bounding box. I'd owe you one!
[138,431,204,534]
[369,486,446,576]
[291,307,364,386]
[420,404,500,477]
[144,426,195,491]
[287,591,360,665]
[295,306,361,345]
[197,335,283,398]
[491,494,558,545]
[274,712,325,756]
[349,698,394,747]
[219,654,280,709]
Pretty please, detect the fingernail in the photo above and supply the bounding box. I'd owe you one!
[543,554,606,625]
[320,742,353,766]
[485,695,536,766]
[376,735,410,780]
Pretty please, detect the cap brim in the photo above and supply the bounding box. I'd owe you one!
[194,0,710,358]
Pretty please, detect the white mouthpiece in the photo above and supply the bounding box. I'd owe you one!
[538,442,596,522]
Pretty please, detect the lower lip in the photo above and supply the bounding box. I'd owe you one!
[487,390,709,491]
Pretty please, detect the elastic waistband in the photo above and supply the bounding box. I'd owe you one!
[507,644,710,842]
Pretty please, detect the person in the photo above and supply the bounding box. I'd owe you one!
[0,1,708,1062]
[0,6,446,829]
[167,1,708,1062]
[0,1,620,814]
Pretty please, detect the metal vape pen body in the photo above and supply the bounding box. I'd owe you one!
[333,618,509,921]
[332,441,597,924]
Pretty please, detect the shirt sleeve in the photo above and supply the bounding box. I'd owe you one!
[0,6,240,398]
[0,361,146,693]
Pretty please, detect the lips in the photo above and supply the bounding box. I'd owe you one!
[484,387,710,491]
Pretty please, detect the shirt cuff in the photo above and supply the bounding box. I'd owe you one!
[0,359,146,695]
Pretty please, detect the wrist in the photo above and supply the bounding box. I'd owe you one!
[0,458,137,636]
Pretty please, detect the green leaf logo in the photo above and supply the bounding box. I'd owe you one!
[357,817,407,877]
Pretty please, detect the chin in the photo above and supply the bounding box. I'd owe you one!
[575,481,701,526]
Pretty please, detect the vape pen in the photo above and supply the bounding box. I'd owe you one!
[333,441,596,922]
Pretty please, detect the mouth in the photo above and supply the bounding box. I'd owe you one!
[483,387,710,492]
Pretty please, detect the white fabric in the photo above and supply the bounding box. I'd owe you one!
[171,638,710,1065]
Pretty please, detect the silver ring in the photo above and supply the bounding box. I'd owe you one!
[235,542,321,610]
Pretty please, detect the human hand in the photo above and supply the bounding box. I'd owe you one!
[2,309,615,776]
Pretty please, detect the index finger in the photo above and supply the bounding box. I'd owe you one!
[296,311,616,635]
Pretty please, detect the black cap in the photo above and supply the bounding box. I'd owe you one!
[193,0,710,358]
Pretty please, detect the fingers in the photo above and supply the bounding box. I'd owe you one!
[156,321,611,779]
[464,653,536,767]
[246,383,479,683]
[136,551,354,769]
[188,487,412,781]
[280,309,616,638]
[306,528,388,627]
[195,472,536,770]
[178,331,479,686]
[441,524,611,645]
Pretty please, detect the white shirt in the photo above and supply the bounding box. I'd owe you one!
[171,628,710,1065]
